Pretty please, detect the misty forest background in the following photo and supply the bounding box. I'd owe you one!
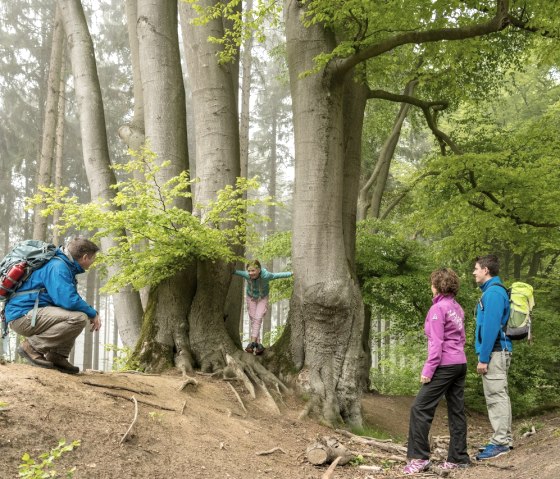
[1,0,560,425]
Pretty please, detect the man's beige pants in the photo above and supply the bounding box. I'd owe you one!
[10,306,88,357]
[482,350,513,447]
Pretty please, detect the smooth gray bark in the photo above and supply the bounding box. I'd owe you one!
[58,0,143,347]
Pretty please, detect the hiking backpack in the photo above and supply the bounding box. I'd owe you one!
[0,240,58,338]
[480,282,535,341]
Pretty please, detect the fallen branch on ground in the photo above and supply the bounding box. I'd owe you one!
[349,450,407,462]
[82,380,154,396]
[101,391,175,411]
[120,396,138,445]
[335,429,407,455]
[255,447,287,456]
[306,437,353,466]
[321,456,342,479]
[181,400,187,415]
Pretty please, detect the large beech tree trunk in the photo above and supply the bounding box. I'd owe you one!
[57,0,143,347]
[283,0,367,426]
[179,0,241,370]
[134,0,195,373]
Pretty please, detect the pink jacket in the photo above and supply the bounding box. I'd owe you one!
[421,294,467,379]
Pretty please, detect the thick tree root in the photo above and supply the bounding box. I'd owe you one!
[219,352,288,414]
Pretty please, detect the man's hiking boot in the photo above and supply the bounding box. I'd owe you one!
[45,352,79,374]
[254,343,265,355]
[475,444,511,461]
[17,340,54,369]
[245,342,256,354]
[478,443,513,452]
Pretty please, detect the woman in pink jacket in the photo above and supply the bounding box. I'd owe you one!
[404,268,471,475]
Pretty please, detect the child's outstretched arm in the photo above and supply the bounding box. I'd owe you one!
[268,271,293,280]
[233,270,250,279]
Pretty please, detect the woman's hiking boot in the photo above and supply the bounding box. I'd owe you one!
[45,351,79,374]
[17,340,54,369]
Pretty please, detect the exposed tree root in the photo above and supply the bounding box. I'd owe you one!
[227,382,247,415]
[101,391,175,411]
[82,380,154,396]
[177,377,198,391]
[120,396,138,445]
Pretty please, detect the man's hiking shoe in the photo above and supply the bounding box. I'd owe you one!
[45,352,79,374]
[478,443,513,452]
[17,340,54,369]
[475,444,510,461]
[245,342,256,354]
[255,343,265,355]
[403,459,430,475]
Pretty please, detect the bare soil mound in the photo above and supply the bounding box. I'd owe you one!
[0,362,558,479]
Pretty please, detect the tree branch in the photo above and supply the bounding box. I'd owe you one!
[332,0,510,77]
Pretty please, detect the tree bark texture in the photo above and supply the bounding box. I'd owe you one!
[180,0,241,369]
[58,0,143,347]
[33,5,64,241]
[284,0,367,426]
[135,0,195,373]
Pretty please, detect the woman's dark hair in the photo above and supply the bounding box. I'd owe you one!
[475,254,500,277]
[246,259,261,270]
[67,236,100,259]
[430,268,460,296]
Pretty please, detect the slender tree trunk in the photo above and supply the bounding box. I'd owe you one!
[82,268,96,370]
[180,0,241,370]
[239,0,253,180]
[283,0,366,426]
[357,80,417,221]
[52,55,66,246]
[57,0,143,347]
[33,5,64,241]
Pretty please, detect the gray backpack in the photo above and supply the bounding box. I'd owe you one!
[0,240,57,337]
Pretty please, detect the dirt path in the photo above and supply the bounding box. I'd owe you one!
[0,363,557,478]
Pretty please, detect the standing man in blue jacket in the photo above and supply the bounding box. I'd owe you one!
[5,237,101,374]
[473,254,512,460]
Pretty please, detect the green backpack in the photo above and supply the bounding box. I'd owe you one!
[505,282,535,341]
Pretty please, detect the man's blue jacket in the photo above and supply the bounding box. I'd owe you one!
[475,276,511,363]
[5,248,97,322]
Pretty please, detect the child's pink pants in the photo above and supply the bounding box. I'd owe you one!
[246,295,269,340]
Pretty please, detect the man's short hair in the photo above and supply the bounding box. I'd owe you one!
[475,254,500,277]
[67,236,100,259]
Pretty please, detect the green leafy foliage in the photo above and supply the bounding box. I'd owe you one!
[28,149,276,293]
[18,440,80,479]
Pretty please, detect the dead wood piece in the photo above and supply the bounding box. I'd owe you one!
[306,438,353,466]
[358,465,383,472]
[0,407,13,412]
[522,426,536,438]
[335,429,407,455]
[101,391,175,411]
[227,382,248,415]
[82,380,154,396]
[225,353,256,399]
[178,377,198,391]
[255,447,287,456]
[349,450,406,462]
[181,400,187,415]
[321,456,342,479]
[120,396,138,445]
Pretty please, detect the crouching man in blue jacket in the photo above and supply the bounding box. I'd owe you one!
[473,254,512,460]
[5,237,101,374]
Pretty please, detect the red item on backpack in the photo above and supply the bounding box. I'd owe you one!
[0,262,27,297]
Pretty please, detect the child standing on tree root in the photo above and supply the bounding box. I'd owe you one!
[233,260,292,355]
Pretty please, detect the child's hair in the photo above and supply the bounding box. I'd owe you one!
[246,259,261,270]
[475,254,500,276]
[430,268,460,296]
